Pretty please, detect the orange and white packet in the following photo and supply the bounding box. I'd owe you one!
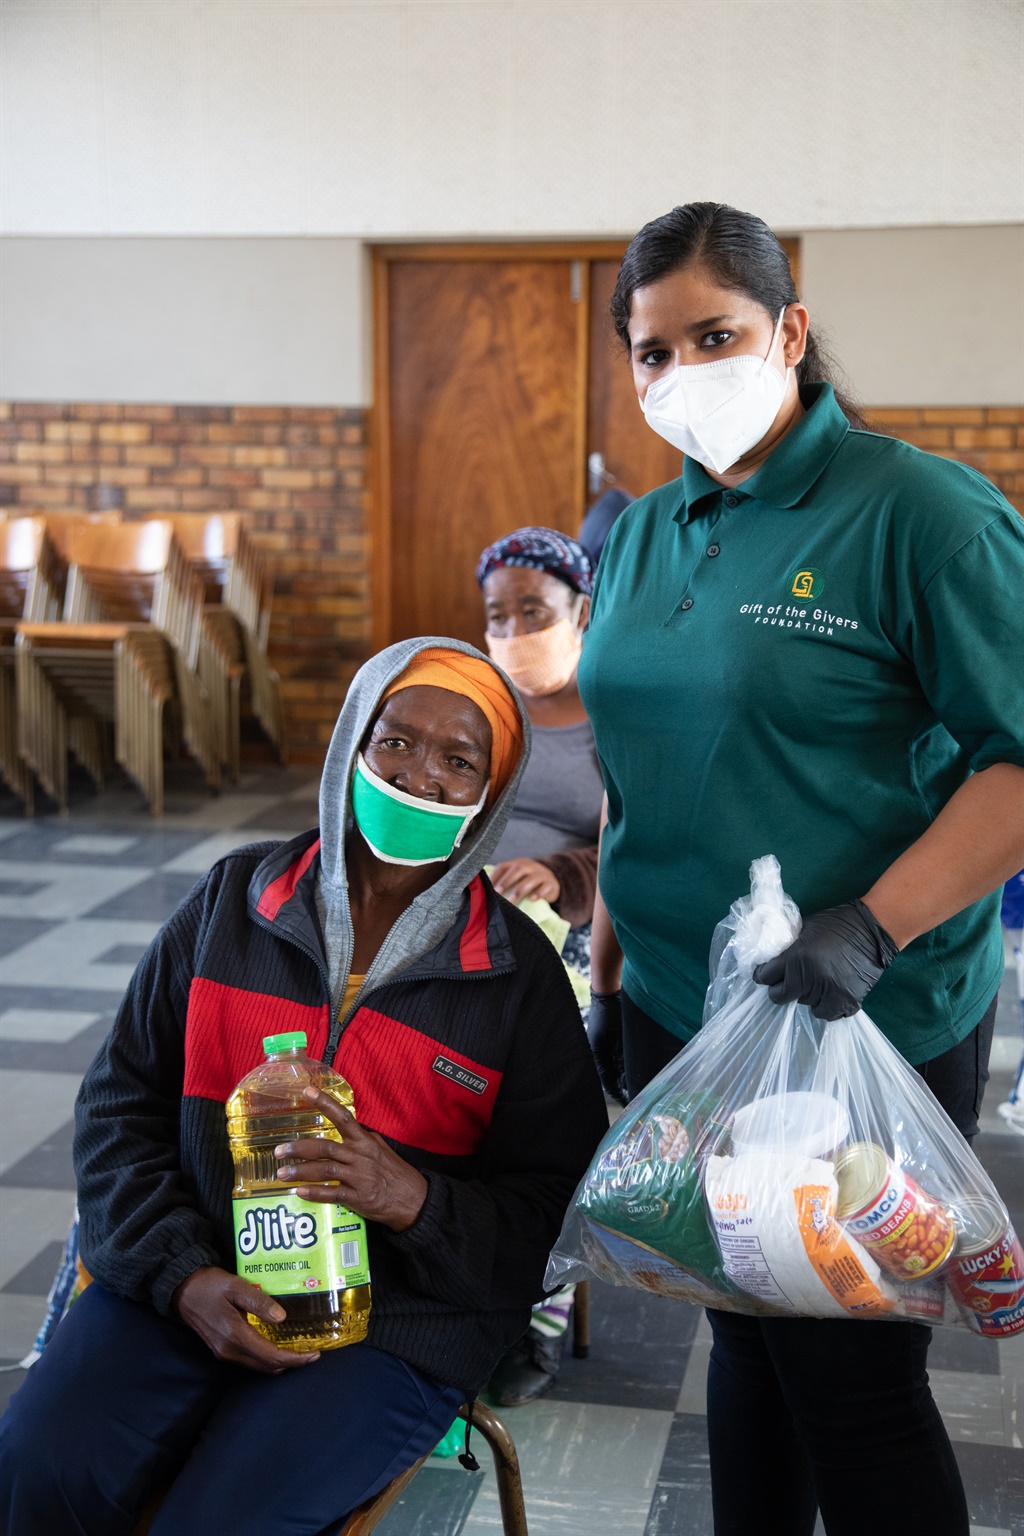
[705,1153,898,1318]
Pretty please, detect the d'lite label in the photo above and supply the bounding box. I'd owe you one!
[232,1192,370,1295]
[237,1203,317,1253]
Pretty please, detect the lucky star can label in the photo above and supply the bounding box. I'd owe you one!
[946,1197,1024,1337]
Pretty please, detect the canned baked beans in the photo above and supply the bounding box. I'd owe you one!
[834,1142,955,1280]
[946,1197,1024,1337]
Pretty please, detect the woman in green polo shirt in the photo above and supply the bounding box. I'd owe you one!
[583,201,1024,1536]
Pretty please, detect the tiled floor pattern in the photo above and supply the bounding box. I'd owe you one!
[0,766,1021,1536]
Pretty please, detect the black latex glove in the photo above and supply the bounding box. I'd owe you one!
[752,899,900,1021]
[588,990,629,1105]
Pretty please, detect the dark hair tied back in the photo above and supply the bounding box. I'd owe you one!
[611,202,866,429]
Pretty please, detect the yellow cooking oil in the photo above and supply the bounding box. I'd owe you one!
[226,1030,371,1352]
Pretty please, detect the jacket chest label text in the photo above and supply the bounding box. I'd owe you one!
[432,1055,488,1095]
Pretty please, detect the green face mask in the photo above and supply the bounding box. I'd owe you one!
[351,753,488,867]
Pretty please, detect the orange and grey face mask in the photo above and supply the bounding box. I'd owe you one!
[485,609,584,698]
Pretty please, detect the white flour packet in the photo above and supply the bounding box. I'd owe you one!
[704,1151,898,1319]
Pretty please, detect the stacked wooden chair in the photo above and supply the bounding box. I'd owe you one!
[39,510,122,564]
[221,517,285,762]
[0,517,64,810]
[147,512,285,767]
[161,514,245,778]
[16,520,220,815]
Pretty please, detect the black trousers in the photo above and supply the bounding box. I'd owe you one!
[621,989,997,1536]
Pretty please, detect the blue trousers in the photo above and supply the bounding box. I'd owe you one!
[0,1283,464,1536]
[621,990,997,1536]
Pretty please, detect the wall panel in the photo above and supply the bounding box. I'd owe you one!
[2,0,1020,236]
[3,226,1021,410]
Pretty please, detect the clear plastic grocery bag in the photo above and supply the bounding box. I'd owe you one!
[546,856,1024,1335]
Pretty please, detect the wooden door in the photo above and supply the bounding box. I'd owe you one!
[374,249,598,650]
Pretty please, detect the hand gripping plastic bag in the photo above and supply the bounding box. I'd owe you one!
[546,856,1024,1334]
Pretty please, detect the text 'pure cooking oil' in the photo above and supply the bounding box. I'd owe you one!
[226,1031,371,1352]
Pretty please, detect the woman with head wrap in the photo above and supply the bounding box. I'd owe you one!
[476,527,604,945]
[474,529,612,1408]
[1,639,607,1536]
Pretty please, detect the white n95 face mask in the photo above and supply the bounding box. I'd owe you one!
[640,307,790,475]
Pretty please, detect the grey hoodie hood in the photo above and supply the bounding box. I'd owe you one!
[315,637,531,1020]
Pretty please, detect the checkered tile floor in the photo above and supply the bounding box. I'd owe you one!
[0,764,1021,1535]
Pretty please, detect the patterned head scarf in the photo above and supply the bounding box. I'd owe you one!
[475,526,593,597]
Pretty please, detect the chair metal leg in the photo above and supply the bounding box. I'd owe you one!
[572,1279,591,1358]
[461,1399,530,1536]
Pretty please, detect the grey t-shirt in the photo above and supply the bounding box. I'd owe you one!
[492,718,604,861]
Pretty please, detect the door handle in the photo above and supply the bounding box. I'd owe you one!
[588,452,616,497]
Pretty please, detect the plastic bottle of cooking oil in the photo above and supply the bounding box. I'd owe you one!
[226,1031,371,1352]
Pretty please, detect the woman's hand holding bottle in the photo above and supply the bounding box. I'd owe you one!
[274,1087,429,1233]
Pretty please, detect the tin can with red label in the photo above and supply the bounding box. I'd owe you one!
[834,1142,955,1280]
[898,1278,947,1321]
[946,1198,1024,1337]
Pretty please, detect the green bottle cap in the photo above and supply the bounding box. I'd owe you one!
[263,1031,307,1055]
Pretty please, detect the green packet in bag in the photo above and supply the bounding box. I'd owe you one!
[576,1091,738,1299]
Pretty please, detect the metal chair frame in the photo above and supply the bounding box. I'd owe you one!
[338,1399,528,1536]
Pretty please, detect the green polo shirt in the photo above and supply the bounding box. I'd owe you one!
[579,385,1024,1064]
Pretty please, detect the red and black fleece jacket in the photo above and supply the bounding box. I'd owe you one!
[73,830,607,1394]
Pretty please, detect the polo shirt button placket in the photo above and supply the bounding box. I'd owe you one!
[707,544,720,558]
[680,597,694,611]
[723,494,739,507]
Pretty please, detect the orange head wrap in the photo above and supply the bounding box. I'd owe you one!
[382,646,523,804]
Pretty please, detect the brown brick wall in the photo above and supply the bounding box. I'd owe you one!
[2,399,1021,763]
[864,406,1023,514]
[0,401,371,763]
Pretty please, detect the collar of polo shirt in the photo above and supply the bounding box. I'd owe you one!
[674,384,851,525]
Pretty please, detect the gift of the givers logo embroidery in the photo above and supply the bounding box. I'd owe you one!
[432,1055,488,1095]
[788,566,825,600]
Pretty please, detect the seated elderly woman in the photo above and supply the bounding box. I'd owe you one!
[0,640,607,1536]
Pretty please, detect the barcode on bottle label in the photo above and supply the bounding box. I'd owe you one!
[340,1241,361,1268]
